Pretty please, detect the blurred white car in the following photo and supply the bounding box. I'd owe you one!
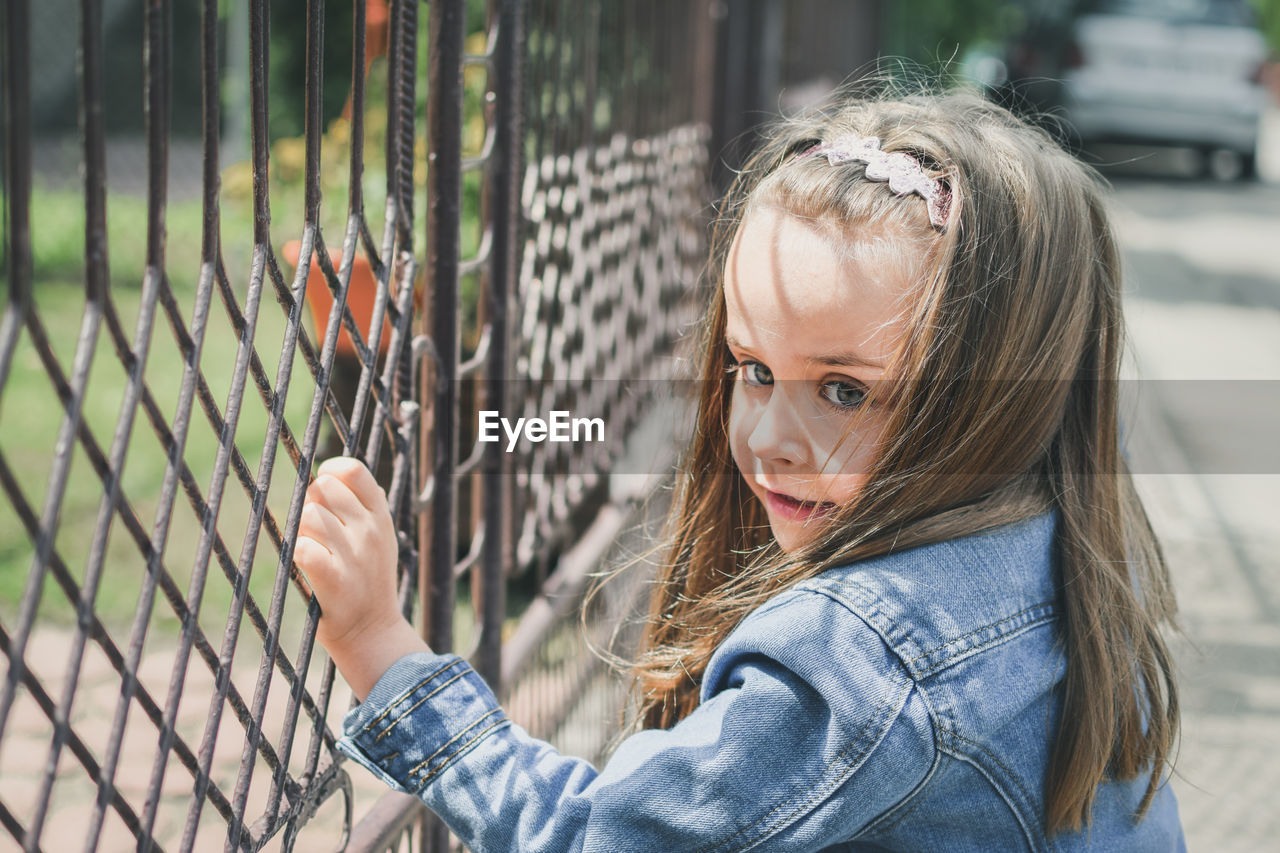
[1001,0,1271,178]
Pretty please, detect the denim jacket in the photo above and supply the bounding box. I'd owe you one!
[337,510,1185,851]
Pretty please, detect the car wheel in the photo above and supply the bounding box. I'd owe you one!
[1204,148,1251,182]
[1238,151,1258,181]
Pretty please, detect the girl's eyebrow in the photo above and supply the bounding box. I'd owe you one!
[726,334,883,370]
[808,351,884,369]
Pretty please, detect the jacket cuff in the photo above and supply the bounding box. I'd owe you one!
[336,651,511,796]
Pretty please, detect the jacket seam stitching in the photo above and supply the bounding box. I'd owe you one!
[913,613,1058,679]
[794,586,921,670]
[865,678,951,835]
[373,669,472,742]
[868,769,932,835]
[735,681,913,852]
[857,693,942,836]
[942,729,1050,853]
[405,706,507,778]
[904,603,1056,668]
[359,658,467,734]
[694,679,908,853]
[415,717,513,788]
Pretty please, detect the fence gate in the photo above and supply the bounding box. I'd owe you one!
[0,0,714,850]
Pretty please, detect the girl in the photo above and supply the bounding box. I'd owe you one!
[297,89,1184,851]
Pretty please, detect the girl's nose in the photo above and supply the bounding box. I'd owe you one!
[745,385,809,466]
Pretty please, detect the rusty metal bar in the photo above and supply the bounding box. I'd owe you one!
[181,0,289,844]
[0,620,151,846]
[47,0,173,847]
[424,0,464,653]
[248,0,337,837]
[218,0,350,843]
[129,0,231,842]
[0,0,32,391]
[472,0,524,697]
[0,0,110,768]
[500,503,627,688]
[346,791,423,852]
[0,341,257,840]
[290,1,370,835]
[420,0,466,845]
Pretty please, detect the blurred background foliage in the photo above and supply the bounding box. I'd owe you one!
[893,0,1280,66]
[224,0,490,245]
[1252,0,1280,51]
[891,0,1032,64]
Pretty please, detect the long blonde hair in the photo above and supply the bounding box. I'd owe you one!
[627,87,1178,835]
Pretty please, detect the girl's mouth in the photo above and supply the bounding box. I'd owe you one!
[764,490,836,522]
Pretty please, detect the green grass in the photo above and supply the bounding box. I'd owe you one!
[1,167,485,647]
[0,296,321,641]
[0,47,492,638]
[0,185,332,640]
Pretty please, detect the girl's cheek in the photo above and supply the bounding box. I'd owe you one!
[826,409,891,471]
[818,435,874,479]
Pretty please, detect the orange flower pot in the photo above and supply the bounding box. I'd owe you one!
[282,239,392,358]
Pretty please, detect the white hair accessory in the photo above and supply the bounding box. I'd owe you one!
[812,134,952,230]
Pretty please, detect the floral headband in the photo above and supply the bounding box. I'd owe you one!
[805,134,952,231]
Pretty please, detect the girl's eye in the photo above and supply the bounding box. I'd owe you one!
[740,361,772,387]
[724,348,773,387]
[821,380,867,410]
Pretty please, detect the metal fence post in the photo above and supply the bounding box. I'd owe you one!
[476,0,524,699]
[0,1,715,848]
[423,0,465,848]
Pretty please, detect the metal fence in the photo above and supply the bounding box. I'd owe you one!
[0,0,713,849]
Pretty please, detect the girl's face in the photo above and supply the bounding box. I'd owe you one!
[724,206,918,553]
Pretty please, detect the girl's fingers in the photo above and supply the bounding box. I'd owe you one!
[299,500,344,550]
[307,474,367,526]
[293,535,334,590]
[316,456,388,513]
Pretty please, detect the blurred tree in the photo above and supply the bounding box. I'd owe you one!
[267,0,356,141]
[888,0,1030,69]
[264,0,487,141]
[27,0,205,136]
[1251,0,1280,53]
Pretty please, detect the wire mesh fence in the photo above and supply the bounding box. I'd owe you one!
[0,0,713,850]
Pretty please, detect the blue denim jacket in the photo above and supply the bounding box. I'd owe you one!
[337,510,1185,851]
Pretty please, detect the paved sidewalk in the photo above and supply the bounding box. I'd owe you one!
[0,625,384,851]
[1115,200,1280,849]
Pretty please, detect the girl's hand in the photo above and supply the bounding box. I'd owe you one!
[296,456,428,699]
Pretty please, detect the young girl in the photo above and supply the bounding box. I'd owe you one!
[297,89,1185,851]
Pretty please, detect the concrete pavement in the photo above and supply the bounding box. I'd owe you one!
[1110,170,1280,851]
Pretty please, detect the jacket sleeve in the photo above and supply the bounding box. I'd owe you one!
[336,587,935,853]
